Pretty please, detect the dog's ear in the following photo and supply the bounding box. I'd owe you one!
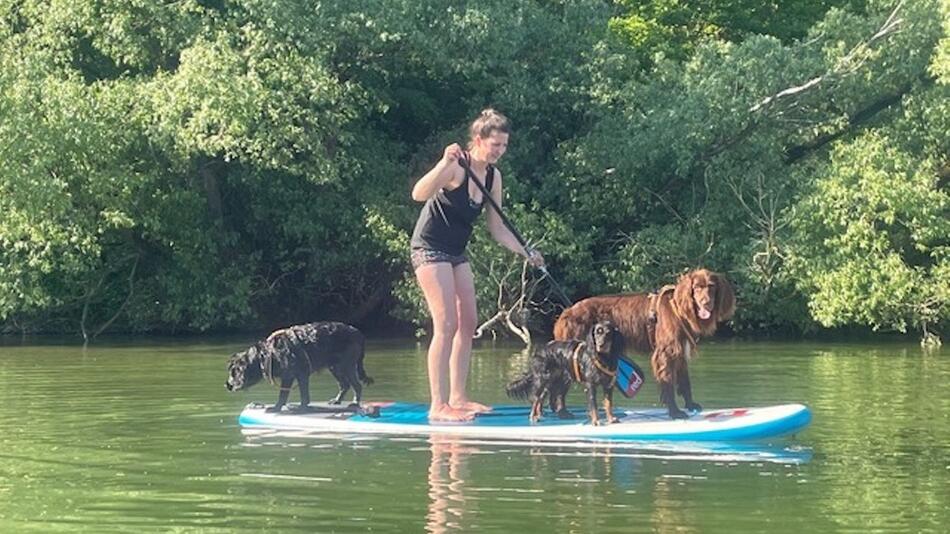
[673,271,696,316]
[712,272,736,321]
[585,323,597,347]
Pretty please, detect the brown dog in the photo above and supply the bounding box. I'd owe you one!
[553,269,735,419]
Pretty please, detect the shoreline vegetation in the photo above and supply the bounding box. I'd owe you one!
[1,1,947,344]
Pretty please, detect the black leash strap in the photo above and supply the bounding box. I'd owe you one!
[457,155,573,307]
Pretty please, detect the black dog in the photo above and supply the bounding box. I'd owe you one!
[225,322,373,412]
[506,321,624,425]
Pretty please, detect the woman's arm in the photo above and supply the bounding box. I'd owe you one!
[412,144,464,201]
[485,171,544,266]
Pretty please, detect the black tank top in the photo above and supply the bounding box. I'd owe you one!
[410,162,495,256]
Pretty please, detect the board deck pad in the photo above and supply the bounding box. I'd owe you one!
[238,401,811,442]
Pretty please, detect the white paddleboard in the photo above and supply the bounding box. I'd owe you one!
[238,402,811,442]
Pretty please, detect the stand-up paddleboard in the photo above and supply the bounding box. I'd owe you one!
[238,402,811,442]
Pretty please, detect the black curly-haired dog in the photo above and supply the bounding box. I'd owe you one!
[506,321,625,425]
[225,322,373,413]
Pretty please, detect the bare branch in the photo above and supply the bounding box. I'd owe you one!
[749,2,905,114]
[92,255,140,339]
[473,311,506,340]
[505,312,531,345]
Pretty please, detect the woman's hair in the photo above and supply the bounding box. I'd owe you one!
[468,108,510,149]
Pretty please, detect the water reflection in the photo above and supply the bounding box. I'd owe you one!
[419,434,810,533]
[426,435,475,533]
[238,429,810,533]
[243,428,812,466]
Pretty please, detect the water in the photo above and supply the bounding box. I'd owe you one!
[0,338,947,532]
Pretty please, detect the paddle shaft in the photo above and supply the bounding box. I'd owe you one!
[459,156,642,399]
[458,156,574,307]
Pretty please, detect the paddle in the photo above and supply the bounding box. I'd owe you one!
[457,156,573,307]
[615,357,645,399]
[457,155,645,399]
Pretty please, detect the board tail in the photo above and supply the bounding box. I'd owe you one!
[616,355,645,399]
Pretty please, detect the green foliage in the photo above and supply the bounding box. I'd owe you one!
[0,0,947,342]
[933,0,950,83]
[610,0,868,64]
[0,0,374,333]
[787,115,949,335]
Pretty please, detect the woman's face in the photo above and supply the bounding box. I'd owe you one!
[474,131,509,164]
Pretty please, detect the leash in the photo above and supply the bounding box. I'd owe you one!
[459,153,641,398]
[458,155,574,307]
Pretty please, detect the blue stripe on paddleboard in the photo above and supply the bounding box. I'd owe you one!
[350,403,594,426]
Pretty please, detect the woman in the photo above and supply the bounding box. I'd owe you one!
[410,109,544,421]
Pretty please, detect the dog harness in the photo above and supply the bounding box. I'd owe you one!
[261,328,312,391]
[570,342,618,386]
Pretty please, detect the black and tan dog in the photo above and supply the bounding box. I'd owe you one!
[225,322,373,413]
[506,321,624,425]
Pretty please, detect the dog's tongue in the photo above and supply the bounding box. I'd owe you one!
[698,308,711,320]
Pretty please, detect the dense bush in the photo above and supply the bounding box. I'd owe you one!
[1,0,946,342]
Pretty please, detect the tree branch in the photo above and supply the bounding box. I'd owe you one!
[749,1,905,114]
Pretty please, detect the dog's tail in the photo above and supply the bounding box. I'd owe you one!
[358,357,374,386]
[505,372,533,401]
[357,337,374,386]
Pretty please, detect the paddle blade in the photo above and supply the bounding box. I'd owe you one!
[616,355,645,399]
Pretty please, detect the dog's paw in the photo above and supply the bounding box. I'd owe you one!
[606,416,620,425]
[265,405,284,413]
[686,401,702,412]
[669,409,689,420]
[327,398,342,405]
[358,405,380,418]
[556,409,575,420]
[292,404,316,413]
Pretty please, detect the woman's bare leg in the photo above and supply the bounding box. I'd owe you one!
[448,263,492,414]
[416,263,473,422]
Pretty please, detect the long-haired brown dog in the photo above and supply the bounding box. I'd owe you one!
[506,321,625,425]
[553,269,735,419]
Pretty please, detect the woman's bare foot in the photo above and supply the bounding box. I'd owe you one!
[449,400,493,414]
[429,404,474,422]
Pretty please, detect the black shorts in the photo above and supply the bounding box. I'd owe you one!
[410,248,469,270]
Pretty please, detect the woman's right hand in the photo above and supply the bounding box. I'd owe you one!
[442,143,464,164]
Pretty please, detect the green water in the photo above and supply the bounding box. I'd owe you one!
[0,337,947,533]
